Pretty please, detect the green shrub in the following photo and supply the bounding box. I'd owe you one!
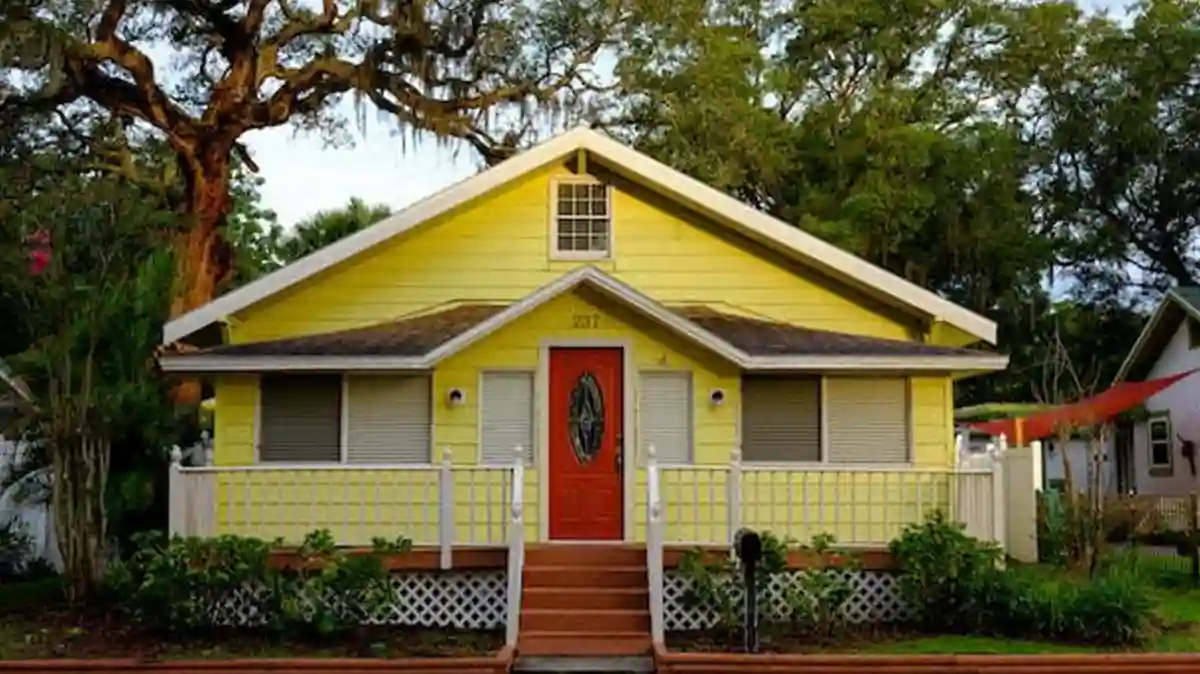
[107,531,281,630]
[891,513,1156,646]
[677,531,858,639]
[888,511,1005,632]
[106,529,412,635]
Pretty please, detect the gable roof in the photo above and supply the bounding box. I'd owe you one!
[162,126,998,345]
[1114,287,1200,383]
[160,266,1008,373]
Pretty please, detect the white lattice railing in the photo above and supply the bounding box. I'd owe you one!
[654,448,1001,548]
[168,446,530,568]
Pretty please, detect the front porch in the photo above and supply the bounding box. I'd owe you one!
[168,444,1003,556]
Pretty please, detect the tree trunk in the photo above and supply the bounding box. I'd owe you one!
[52,431,112,602]
[171,148,233,321]
[169,146,234,404]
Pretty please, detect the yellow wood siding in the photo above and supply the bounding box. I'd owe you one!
[209,295,960,545]
[231,165,920,343]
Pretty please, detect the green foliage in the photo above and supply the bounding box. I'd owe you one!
[676,531,858,639]
[892,512,1156,645]
[889,511,1006,632]
[0,518,53,582]
[107,529,414,636]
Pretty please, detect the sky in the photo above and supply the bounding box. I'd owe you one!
[246,0,1128,228]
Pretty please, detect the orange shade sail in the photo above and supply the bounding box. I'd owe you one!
[968,369,1198,443]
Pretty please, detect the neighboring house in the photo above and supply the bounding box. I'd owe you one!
[0,360,60,571]
[1113,287,1200,496]
[159,127,1012,654]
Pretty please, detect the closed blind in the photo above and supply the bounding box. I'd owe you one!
[640,372,692,464]
[259,375,341,462]
[741,377,820,462]
[346,375,431,464]
[825,377,909,463]
[480,372,535,465]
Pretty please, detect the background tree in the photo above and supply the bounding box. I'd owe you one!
[0,114,177,598]
[0,0,623,324]
[274,197,392,265]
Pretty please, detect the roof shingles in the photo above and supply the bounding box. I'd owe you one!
[176,303,991,361]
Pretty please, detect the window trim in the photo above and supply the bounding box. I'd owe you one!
[637,368,695,466]
[548,176,613,261]
[1147,413,1173,472]
[477,368,537,467]
[739,375,914,467]
[253,373,435,466]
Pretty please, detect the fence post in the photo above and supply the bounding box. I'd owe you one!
[991,450,1007,558]
[728,447,742,545]
[439,447,454,570]
[1190,491,1198,586]
[168,446,184,537]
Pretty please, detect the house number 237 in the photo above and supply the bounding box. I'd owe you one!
[572,314,601,329]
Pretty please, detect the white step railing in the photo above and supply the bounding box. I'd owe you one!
[646,444,665,645]
[505,446,526,646]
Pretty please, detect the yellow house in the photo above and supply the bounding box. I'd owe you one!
[162,125,1005,549]
[161,126,1008,654]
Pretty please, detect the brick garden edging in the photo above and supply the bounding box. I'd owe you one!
[653,643,1200,673]
[0,646,513,674]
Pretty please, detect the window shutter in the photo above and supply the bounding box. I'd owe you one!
[640,372,692,464]
[825,377,909,463]
[740,377,820,462]
[259,375,341,462]
[346,375,431,464]
[480,372,535,465]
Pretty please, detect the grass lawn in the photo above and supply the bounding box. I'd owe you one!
[0,578,502,660]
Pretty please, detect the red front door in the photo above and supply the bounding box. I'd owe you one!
[548,348,624,540]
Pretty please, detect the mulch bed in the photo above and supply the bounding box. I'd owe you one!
[0,605,503,660]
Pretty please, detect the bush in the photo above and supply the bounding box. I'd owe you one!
[676,531,858,639]
[106,529,412,636]
[888,511,1005,633]
[891,512,1156,646]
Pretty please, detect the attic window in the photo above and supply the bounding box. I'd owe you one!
[1189,317,1200,350]
[552,179,611,258]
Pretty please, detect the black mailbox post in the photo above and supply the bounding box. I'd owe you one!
[734,528,763,653]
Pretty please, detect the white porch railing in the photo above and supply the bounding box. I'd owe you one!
[650,447,1003,548]
[168,446,530,569]
[505,446,526,646]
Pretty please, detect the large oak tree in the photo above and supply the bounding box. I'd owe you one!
[1,0,621,322]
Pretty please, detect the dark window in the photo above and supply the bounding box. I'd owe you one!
[259,375,341,463]
[1148,417,1172,468]
[1189,318,1200,349]
[568,372,604,465]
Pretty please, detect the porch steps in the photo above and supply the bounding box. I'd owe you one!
[517,545,652,657]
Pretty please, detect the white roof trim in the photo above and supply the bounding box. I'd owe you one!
[163,126,998,346]
[422,266,748,366]
[159,355,429,373]
[162,266,1005,374]
[1113,289,1200,383]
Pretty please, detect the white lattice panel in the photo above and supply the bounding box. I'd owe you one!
[663,569,909,631]
[209,570,507,629]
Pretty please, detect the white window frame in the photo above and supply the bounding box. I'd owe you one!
[477,368,537,467]
[738,375,914,467]
[254,373,435,466]
[549,176,613,261]
[1148,414,1173,469]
